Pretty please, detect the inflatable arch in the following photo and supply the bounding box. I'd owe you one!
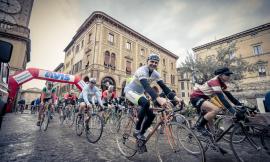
[6,67,87,112]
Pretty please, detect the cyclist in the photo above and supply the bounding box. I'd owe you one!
[37,81,56,126]
[17,98,25,113]
[124,53,182,140]
[190,67,242,133]
[78,78,104,126]
[102,85,117,104]
[64,90,77,106]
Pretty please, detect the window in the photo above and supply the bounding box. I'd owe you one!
[253,44,263,55]
[108,33,114,44]
[111,53,116,70]
[88,33,92,43]
[229,51,235,60]
[140,48,145,55]
[181,82,185,90]
[75,44,79,53]
[163,74,166,83]
[258,65,266,77]
[81,40,84,48]
[187,82,189,90]
[139,63,143,67]
[163,59,166,65]
[104,51,110,68]
[126,42,131,50]
[67,51,71,57]
[171,62,173,70]
[182,92,185,97]
[171,75,175,85]
[126,61,132,74]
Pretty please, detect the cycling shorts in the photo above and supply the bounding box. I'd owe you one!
[125,90,146,105]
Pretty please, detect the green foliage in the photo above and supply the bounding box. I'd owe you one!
[180,42,255,84]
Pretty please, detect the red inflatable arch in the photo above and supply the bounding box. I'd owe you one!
[6,67,87,112]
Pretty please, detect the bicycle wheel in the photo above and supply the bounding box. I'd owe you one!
[41,110,50,131]
[174,114,190,128]
[230,123,269,162]
[59,109,64,126]
[214,115,246,143]
[115,115,137,158]
[108,110,121,134]
[75,114,84,136]
[156,122,205,162]
[85,113,103,143]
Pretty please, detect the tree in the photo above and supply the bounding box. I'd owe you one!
[180,42,254,85]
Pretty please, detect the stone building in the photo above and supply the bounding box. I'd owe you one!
[20,87,41,105]
[61,11,179,96]
[191,23,270,103]
[0,0,34,75]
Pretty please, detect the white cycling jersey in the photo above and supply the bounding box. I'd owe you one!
[124,65,162,94]
[79,85,103,106]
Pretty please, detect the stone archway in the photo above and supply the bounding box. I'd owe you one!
[101,76,116,91]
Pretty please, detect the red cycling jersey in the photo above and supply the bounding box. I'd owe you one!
[102,90,117,100]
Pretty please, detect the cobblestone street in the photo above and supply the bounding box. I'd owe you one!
[0,111,269,162]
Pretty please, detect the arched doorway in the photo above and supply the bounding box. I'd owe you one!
[101,76,116,91]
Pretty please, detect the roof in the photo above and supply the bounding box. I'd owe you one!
[54,63,64,72]
[192,22,270,52]
[64,11,178,59]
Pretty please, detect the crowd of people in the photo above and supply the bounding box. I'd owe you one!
[11,53,270,140]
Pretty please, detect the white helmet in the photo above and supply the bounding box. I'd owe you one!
[89,78,96,84]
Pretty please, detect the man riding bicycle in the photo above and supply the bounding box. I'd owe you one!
[37,81,56,126]
[124,53,182,140]
[64,90,77,107]
[102,85,117,106]
[190,67,242,134]
[78,78,104,126]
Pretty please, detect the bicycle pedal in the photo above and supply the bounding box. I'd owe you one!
[137,144,147,154]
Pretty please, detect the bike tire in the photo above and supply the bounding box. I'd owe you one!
[155,122,205,162]
[85,113,103,143]
[75,114,84,136]
[115,115,137,158]
[230,123,268,162]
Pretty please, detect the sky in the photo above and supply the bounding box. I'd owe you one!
[23,0,270,89]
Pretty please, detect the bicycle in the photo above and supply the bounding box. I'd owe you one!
[40,102,52,131]
[195,106,270,162]
[75,108,103,143]
[99,102,123,133]
[115,100,205,161]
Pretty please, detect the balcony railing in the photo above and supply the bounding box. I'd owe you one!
[0,20,30,37]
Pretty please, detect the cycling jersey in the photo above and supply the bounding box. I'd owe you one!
[79,85,103,106]
[124,65,162,94]
[102,90,116,101]
[42,87,56,99]
[190,76,227,99]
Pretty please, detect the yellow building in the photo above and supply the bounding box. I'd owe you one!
[20,87,41,105]
[0,0,34,75]
[61,11,179,96]
[192,23,270,100]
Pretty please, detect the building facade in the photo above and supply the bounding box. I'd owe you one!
[61,11,179,96]
[0,0,34,75]
[192,23,270,100]
[20,87,41,105]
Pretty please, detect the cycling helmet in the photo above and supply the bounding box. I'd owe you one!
[214,67,233,76]
[89,78,96,84]
[147,53,160,62]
